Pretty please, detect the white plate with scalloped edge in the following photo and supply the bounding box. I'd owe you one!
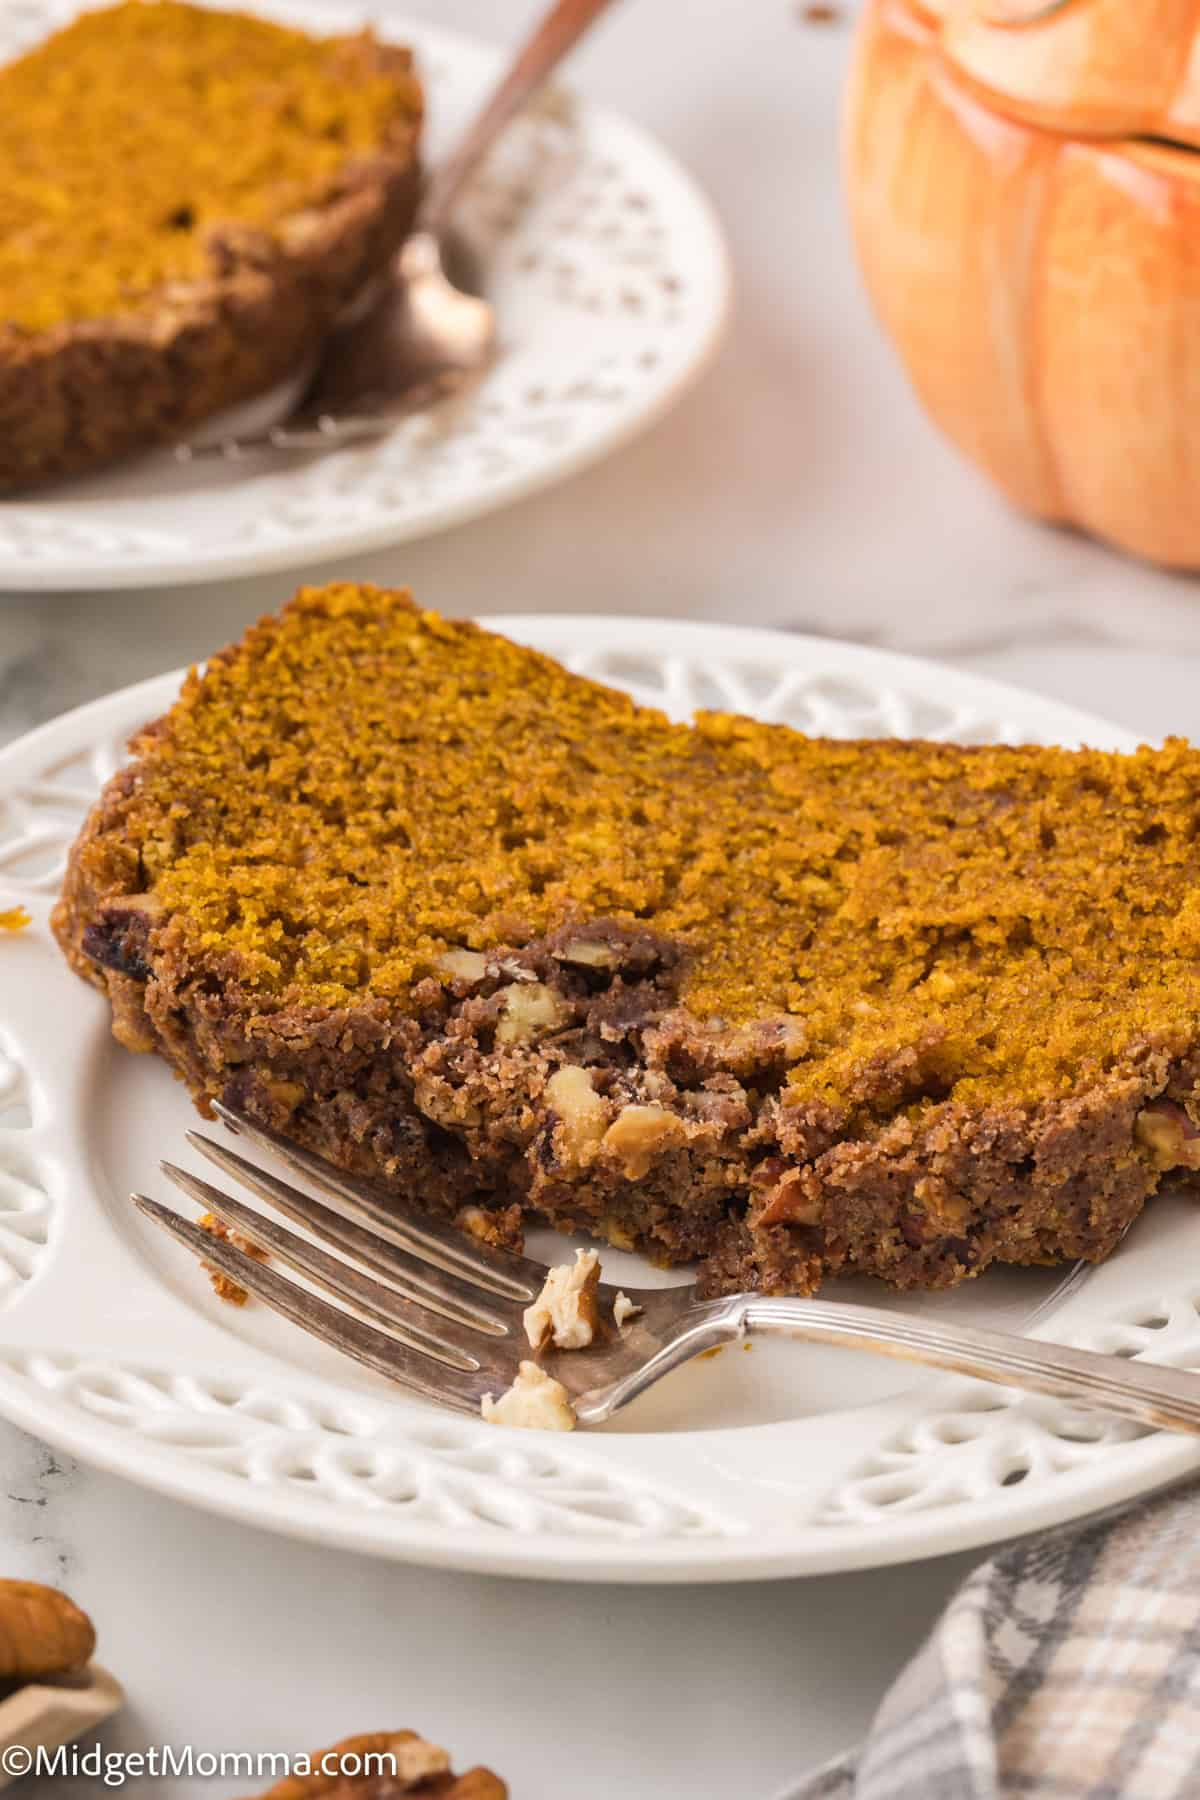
[0,0,728,592]
[1,615,1198,1583]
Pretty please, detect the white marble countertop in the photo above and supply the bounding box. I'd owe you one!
[4,1,1200,1795]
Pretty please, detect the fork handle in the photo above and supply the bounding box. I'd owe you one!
[742,1297,1200,1435]
[421,0,623,237]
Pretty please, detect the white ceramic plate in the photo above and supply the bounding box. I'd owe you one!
[2,617,1199,1583]
[0,2,729,591]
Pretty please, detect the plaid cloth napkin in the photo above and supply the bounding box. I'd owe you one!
[787,1487,1200,1800]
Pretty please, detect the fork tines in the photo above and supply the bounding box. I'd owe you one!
[131,1105,553,1418]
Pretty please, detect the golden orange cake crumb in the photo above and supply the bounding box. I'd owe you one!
[197,1210,267,1307]
[51,585,1200,1297]
[0,1,421,332]
[0,2,422,486]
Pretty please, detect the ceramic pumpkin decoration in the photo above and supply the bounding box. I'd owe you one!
[845,0,1200,568]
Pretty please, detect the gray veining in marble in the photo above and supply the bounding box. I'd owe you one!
[3,1432,81,1587]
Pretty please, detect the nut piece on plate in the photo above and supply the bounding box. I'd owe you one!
[523,1249,602,1351]
[613,1291,642,1329]
[243,1729,506,1797]
[481,1362,577,1431]
[0,1579,95,1681]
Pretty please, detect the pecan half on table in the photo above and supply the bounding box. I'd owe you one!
[0,1580,95,1682]
[245,1731,507,1799]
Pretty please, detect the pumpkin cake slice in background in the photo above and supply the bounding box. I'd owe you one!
[51,585,1200,1299]
[0,0,422,489]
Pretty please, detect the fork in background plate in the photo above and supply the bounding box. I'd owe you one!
[177,0,620,462]
[133,1103,1200,1433]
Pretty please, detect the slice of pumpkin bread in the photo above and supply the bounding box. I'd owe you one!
[53,585,1200,1295]
[0,1,422,487]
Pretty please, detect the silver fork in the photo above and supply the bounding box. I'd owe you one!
[132,1102,1200,1433]
[176,0,619,462]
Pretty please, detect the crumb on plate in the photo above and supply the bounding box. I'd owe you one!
[198,1209,267,1306]
[613,1290,642,1328]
